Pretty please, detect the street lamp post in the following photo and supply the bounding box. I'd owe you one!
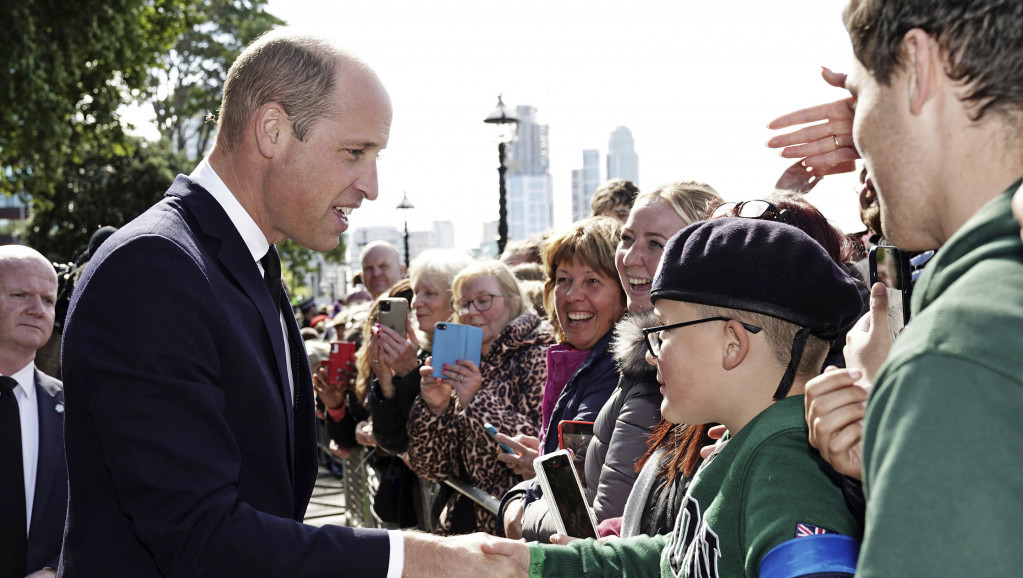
[483,95,518,257]
[396,191,414,268]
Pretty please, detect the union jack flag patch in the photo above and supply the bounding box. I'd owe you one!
[795,523,836,538]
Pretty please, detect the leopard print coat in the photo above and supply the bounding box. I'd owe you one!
[406,311,555,534]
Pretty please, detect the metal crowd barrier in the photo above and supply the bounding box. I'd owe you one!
[314,417,500,530]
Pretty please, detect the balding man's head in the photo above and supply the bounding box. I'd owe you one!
[360,241,405,299]
[0,246,58,373]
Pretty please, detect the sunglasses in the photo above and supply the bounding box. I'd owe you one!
[710,200,795,225]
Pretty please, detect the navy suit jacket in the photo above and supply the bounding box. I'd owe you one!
[21,369,67,573]
[58,176,390,577]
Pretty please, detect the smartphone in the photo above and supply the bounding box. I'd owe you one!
[557,420,595,488]
[868,245,912,339]
[325,341,356,387]
[483,422,518,455]
[379,297,408,337]
[430,322,483,378]
[534,449,599,539]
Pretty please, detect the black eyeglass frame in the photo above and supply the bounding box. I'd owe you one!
[453,293,507,315]
[642,316,763,358]
[710,200,795,226]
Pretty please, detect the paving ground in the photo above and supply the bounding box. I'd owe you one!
[303,465,350,528]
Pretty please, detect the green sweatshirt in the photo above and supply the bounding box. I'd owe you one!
[860,182,1023,577]
[528,395,860,577]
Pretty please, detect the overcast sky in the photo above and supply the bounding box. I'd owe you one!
[260,0,860,251]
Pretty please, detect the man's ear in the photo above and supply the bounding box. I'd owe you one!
[722,320,750,371]
[254,103,287,159]
[903,28,941,116]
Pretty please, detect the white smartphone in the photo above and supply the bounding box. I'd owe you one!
[533,449,598,539]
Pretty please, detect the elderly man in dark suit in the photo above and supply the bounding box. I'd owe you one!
[0,245,66,578]
[59,28,523,578]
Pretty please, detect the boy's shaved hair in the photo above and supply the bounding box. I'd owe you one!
[694,303,831,382]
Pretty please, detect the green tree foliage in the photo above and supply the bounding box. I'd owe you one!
[150,0,284,160]
[1,0,189,200]
[279,238,348,301]
[23,138,191,262]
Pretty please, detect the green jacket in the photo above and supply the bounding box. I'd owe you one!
[860,182,1023,577]
[528,395,859,577]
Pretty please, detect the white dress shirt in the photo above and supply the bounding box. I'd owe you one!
[188,160,404,576]
[5,362,39,535]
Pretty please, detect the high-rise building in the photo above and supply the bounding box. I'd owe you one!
[607,126,639,186]
[503,105,553,240]
[507,106,549,176]
[507,174,554,241]
[571,149,601,222]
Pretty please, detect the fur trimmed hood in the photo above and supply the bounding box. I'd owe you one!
[611,310,659,382]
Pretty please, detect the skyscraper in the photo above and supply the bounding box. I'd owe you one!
[607,126,639,186]
[507,106,549,176]
[504,105,553,241]
[571,149,601,222]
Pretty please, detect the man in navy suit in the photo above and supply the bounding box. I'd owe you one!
[0,245,66,578]
[58,29,523,578]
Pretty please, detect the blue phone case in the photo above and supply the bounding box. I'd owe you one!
[484,422,518,454]
[431,322,483,378]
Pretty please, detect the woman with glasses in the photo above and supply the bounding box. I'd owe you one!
[406,260,555,535]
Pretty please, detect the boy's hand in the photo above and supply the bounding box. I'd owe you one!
[805,367,870,480]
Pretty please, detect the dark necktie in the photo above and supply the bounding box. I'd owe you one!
[0,375,28,577]
[261,246,300,414]
[261,245,282,309]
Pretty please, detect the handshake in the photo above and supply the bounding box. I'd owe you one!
[402,531,531,578]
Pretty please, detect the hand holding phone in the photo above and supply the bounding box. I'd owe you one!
[534,449,599,540]
[325,341,357,387]
[868,245,911,339]
[483,423,518,454]
[379,298,408,337]
[431,322,483,378]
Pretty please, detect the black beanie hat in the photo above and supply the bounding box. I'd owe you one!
[651,218,865,398]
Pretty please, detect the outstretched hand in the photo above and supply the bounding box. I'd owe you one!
[767,67,859,179]
[480,537,531,575]
[402,532,527,578]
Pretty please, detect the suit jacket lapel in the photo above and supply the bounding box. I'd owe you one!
[167,177,296,468]
[31,370,62,535]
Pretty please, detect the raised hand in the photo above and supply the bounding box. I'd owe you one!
[443,359,484,409]
[767,66,859,179]
[419,357,453,416]
[312,365,353,411]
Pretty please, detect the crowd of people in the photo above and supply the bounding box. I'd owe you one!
[2,1,1023,576]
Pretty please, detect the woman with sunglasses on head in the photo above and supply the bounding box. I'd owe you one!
[406,260,556,536]
[619,191,865,540]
